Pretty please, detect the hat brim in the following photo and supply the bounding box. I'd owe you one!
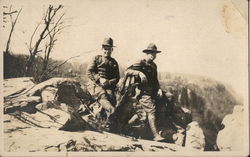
[102,44,116,47]
[143,49,161,53]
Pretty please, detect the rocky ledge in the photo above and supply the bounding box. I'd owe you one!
[3,77,244,153]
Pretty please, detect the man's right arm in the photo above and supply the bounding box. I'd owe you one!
[86,56,100,84]
[126,61,142,76]
[126,61,147,83]
[125,69,140,76]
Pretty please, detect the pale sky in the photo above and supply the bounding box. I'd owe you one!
[1,0,248,98]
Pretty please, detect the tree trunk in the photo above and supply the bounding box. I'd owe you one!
[40,59,49,82]
[25,55,35,77]
[5,8,22,53]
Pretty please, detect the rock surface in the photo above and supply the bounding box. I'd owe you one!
[4,78,81,114]
[3,77,194,152]
[3,77,244,152]
[216,105,244,151]
[185,121,205,150]
[160,73,242,150]
[4,109,191,152]
[41,87,58,103]
[3,77,34,97]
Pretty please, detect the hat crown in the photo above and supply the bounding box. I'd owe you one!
[143,43,161,53]
[102,37,114,47]
[147,43,158,51]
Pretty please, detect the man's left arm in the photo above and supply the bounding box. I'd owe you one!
[154,65,163,97]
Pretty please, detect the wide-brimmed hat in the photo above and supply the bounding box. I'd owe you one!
[142,43,161,53]
[102,37,115,47]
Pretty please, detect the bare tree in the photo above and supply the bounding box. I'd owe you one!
[3,6,22,53]
[25,5,66,78]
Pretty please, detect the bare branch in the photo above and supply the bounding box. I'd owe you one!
[44,44,48,59]
[55,24,70,34]
[3,11,18,15]
[45,5,53,24]
[29,21,41,51]
[44,55,80,76]
[43,12,65,39]
[9,6,14,26]
[5,7,22,53]
[25,42,31,54]
[26,5,65,78]
[13,8,22,26]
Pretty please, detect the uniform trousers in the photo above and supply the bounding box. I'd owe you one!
[87,82,116,118]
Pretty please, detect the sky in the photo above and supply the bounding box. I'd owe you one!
[1,0,248,99]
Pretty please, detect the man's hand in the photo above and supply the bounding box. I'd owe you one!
[99,78,109,86]
[124,69,135,76]
[139,72,147,83]
[124,70,129,76]
[157,89,163,97]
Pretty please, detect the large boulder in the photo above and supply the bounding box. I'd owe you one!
[41,87,58,103]
[185,121,205,150]
[216,105,244,151]
[4,96,41,114]
[4,78,94,132]
[4,78,71,113]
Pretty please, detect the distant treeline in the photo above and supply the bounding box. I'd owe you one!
[4,52,88,80]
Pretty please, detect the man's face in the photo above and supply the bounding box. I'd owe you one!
[146,52,157,61]
[103,46,113,57]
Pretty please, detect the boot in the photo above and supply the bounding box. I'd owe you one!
[148,114,165,142]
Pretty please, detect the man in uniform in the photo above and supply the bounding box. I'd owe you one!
[125,43,165,141]
[86,37,120,125]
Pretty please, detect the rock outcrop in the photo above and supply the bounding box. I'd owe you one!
[3,76,243,152]
[216,105,244,151]
[3,102,190,152]
[3,78,195,152]
[160,73,241,150]
[185,121,205,150]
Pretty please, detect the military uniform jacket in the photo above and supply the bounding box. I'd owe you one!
[128,59,160,97]
[87,55,120,89]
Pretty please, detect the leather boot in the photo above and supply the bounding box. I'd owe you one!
[148,113,165,141]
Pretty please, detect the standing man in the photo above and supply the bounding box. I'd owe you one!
[86,37,120,125]
[125,43,165,141]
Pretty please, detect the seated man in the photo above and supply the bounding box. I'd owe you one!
[86,37,120,125]
[125,43,165,141]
